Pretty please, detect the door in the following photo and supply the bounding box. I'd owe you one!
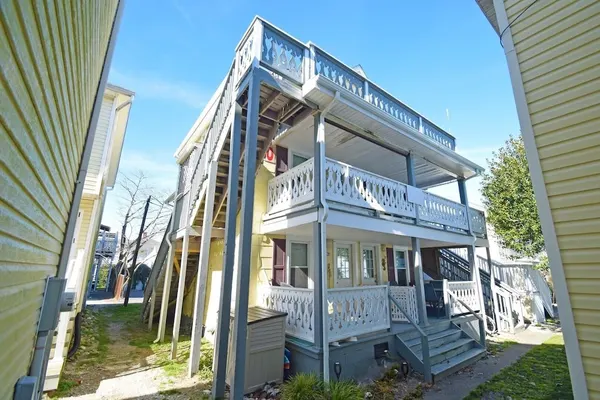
[393,247,409,286]
[334,243,353,288]
[361,244,377,285]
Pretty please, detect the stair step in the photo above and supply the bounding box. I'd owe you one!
[405,328,463,351]
[397,320,452,341]
[431,347,487,381]
[416,338,476,365]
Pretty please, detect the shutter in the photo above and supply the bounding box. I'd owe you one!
[276,145,288,176]
[408,250,415,285]
[272,239,286,285]
[386,247,396,283]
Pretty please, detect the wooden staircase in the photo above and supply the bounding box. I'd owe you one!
[143,69,310,323]
[395,320,486,382]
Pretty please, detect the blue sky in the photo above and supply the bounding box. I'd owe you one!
[102,0,520,230]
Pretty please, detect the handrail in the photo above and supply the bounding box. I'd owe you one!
[388,294,431,383]
[447,291,487,345]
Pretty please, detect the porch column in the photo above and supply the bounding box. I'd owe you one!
[458,178,487,328]
[487,247,500,333]
[406,153,428,326]
[312,111,329,381]
[171,231,190,359]
[212,101,243,399]
[230,74,260,400]
[188,161,218,377]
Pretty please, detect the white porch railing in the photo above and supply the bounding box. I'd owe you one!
[324,159,416,219]
[266,158,314,214]
[447,281,480,317]
[389,286,419,323]
[260,286,314,342]
[418,192,469,231]
[327,285,390,342]
[266,157,483,235]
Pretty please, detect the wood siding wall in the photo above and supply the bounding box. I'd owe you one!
[504,0,600,396]
[0,0,119,396]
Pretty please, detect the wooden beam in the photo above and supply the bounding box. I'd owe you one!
[259,91,281,116]
[173,256,180,275]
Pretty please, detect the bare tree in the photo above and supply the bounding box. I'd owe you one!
[114,171,172,295]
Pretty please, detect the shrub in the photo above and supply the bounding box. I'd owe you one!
[281,373,325,400]
[327,380,364,400]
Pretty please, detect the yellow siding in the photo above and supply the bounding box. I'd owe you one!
[506,0,600,396]
[76,198,95,250]
[0,0,119,396]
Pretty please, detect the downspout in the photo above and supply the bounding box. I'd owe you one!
[318,92,338,383]
[25,2,126,398]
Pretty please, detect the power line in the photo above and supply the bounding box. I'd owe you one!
[500,0,539,48]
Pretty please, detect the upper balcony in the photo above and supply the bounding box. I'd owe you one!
[234,18,482,180]
[264,156,487,241]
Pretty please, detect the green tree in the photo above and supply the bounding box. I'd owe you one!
[481,135,544,259]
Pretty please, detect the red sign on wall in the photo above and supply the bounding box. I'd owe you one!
[265,147,275,163]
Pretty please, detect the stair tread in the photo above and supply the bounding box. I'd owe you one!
[416,337,474,358]
[431,347,486,375]
[404,328,461,348]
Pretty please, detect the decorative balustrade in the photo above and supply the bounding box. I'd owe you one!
[261,286,315,342]
[234,18,456,150]
[419,192,470,231]
[367,84,420,131]
[266,157,481,234]
[327,286,390,342]
[389,286,419,323]
[469,208,487,237]
[324,158,416,219]
[266,158,314,214]
[447,281,480,317]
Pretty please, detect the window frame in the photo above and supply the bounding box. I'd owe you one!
[392,246,410,286]
[360,243,380,285]
[286,238,313,289]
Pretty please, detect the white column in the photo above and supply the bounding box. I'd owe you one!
[188,161,218,376]
[170,231,190,359]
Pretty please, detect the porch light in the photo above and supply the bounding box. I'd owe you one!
[401,361,409,378]
[334,362,342,382]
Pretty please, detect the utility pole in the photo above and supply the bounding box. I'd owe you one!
[124,196,151,306]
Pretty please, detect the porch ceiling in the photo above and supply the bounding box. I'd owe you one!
[276,117,458,188]
[274,219,472,249]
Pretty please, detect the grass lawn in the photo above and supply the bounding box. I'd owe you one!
[466,335,573,400]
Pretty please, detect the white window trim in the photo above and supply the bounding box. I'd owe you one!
[333,240,356,288]
[288,148,312,168]
[392,246,410,286]
[360,243,380,286]
[286,237,313,289]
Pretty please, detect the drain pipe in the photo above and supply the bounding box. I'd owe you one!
[317,93,338,383]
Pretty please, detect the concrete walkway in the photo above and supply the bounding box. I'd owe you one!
[424,326,559,400]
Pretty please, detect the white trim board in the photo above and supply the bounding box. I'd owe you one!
[492,0,588,398]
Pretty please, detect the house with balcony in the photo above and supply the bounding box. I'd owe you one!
[143,17,507,395]
[44,84,134,391]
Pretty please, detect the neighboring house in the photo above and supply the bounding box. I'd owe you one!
[0,1,125,398]
[44,84,134,391]
[144,17,498,393]
[476,1,599,398]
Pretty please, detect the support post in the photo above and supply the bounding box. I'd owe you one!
[458,178,472,234]
[411,238,428,326]
[124,196,151,306]
[188,162,218,376]
[148,287,156,331]
[406,153,427,326]
[157,236,175,342]
[230,74,260,400]
[312,111,329,382]
[212,103,243,399]
[442,279,450,319]
[487,247,500,333]
[171,230,190,359]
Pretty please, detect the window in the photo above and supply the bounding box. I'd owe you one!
[362,247,375,279]
[395,249,408,286]
[290,242,309,288]
[336,247,351,279]
[292,153,309,168]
